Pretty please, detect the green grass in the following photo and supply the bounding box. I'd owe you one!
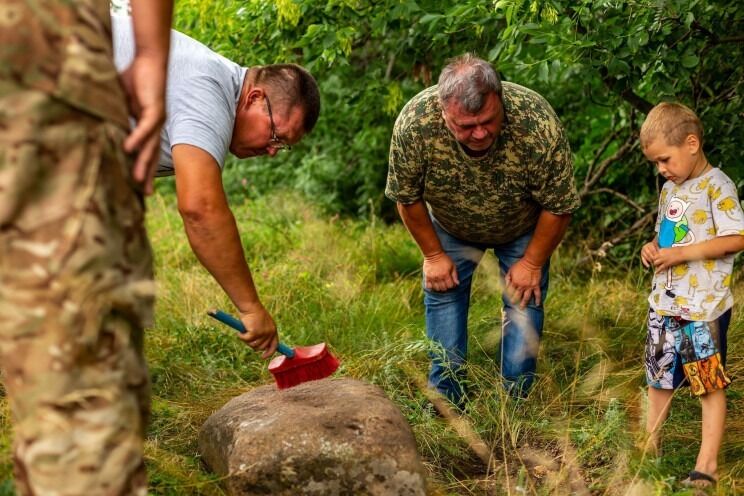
[1,191,743,495]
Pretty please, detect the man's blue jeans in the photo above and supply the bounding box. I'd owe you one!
[424,217,549,404]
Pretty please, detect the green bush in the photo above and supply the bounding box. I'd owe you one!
[170,0,743,266]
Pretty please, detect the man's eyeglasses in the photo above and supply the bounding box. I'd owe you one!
[264,95,292,152]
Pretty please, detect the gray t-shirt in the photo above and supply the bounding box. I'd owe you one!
[112,15,247,176]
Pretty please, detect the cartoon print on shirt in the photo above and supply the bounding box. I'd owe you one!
[718,197,741,221]
[658,196,695,293]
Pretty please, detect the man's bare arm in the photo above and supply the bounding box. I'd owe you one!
[122,0,173,193]
[505,210,571,308]
[172,144,278,357]
[397,200,459,292]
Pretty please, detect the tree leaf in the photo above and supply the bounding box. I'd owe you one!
[681,53,699,68]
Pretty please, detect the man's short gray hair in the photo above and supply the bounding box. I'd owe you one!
[437,53,502,113]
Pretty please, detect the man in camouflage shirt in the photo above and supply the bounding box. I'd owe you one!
[386,54,579,403]
[0,1,172,494]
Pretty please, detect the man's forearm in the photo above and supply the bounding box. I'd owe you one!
[129,0,173,64]
[397,200,443,258]
[181,208,263,312]
[522,210,572,267]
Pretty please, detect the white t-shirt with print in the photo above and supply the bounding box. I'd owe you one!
[649,167,744,321]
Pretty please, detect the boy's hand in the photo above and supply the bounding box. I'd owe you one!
[641,241,659,268]
[653,247,688,272]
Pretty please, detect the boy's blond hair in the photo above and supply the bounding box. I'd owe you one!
[640,102,704,149]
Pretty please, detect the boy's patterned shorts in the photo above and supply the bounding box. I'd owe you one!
[645,308,731,396]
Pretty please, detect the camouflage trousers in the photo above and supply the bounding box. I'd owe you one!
[0,87,154,495]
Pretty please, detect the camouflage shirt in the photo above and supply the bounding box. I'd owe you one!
[0,0,129,129]
[386,83,580,244]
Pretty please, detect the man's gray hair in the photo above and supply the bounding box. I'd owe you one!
[437,54,502,113]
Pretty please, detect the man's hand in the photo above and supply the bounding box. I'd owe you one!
[120,56,166,195]
[237,304,279,359]
[640,241,659,268]
[505,258,542,309]
[653,247,688,273]
[124,0,172,194]
[423,251,459,292]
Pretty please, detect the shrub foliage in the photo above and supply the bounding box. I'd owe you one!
[172,0,743,262]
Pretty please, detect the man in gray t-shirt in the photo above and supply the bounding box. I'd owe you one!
[113,16,321,357]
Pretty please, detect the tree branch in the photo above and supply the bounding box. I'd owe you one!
[715,35,744,44]
[586,188,646,213]
[577,210,656,266]
[385,52,396,80]
[687,18,743,43]
[580,136,636,197]
[690,20,718,43]
[615,84,654,114]
[599,67,654,114]
[585,127,620,182]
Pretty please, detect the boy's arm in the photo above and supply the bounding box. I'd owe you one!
[653,235,744,271]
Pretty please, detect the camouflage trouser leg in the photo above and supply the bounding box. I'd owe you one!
[0,88,154,496]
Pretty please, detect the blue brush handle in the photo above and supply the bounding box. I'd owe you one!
[208,309,295,358]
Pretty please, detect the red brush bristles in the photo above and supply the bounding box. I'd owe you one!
[268,343,340,389]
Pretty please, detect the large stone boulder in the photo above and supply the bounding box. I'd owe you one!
[198,378,427,495]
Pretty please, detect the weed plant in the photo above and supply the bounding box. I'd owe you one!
[0,191,742,495]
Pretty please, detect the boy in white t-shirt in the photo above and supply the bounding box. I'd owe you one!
[639,102,744,489]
